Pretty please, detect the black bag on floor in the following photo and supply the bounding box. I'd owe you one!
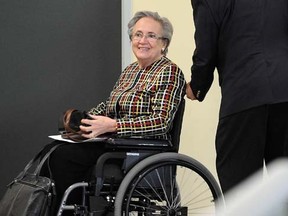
[0,144,62,216]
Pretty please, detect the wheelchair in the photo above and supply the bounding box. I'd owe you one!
[57,100,224,216]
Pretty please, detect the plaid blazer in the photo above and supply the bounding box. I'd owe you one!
[89,56,186,140]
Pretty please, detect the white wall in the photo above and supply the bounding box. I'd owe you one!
[123,0,221,180]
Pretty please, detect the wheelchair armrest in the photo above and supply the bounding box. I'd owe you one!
[104,137,173,150]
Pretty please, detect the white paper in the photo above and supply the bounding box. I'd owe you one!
[48,135,108,143]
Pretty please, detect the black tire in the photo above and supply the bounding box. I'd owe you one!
[114,152,223,216]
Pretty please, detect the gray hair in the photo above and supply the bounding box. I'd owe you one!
[128,11,173,55]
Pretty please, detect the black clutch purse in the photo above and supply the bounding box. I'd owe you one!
[58,109,92,142]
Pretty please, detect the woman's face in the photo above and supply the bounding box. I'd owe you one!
[131,17,166,68]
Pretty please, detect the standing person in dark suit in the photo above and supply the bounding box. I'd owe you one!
[186,0,288,194]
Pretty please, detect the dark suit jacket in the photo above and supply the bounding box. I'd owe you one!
[190,0,288,118]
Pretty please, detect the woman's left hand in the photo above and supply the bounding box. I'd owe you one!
[79,115,117,139]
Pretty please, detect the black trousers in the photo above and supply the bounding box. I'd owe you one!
[216,102,288,194]
[41,141,107,215]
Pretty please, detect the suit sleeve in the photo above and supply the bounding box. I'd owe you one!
[190,0,219,101]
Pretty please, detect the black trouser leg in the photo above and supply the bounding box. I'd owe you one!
[216,102,288,194]
[265,102,288,164]
[41,141,106,215]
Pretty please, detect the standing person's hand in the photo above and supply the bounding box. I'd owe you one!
[186,82,196,100]
[80,115,117,138]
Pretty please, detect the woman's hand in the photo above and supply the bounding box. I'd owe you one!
[79,115,117,139]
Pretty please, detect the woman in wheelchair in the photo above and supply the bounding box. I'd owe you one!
[41,10,186,215]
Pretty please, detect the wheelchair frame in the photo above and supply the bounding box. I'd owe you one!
[56,100,224,215]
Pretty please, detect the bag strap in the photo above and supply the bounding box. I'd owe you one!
[16,143,64,180]
[34,143,64,177]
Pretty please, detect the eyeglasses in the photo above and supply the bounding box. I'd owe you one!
[131,32,165,42]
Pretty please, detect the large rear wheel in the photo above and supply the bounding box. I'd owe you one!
[114,152,223,216]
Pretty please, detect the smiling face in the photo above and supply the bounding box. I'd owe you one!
[131,17,166,68]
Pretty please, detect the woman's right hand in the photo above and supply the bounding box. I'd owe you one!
[80,115,117,138]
